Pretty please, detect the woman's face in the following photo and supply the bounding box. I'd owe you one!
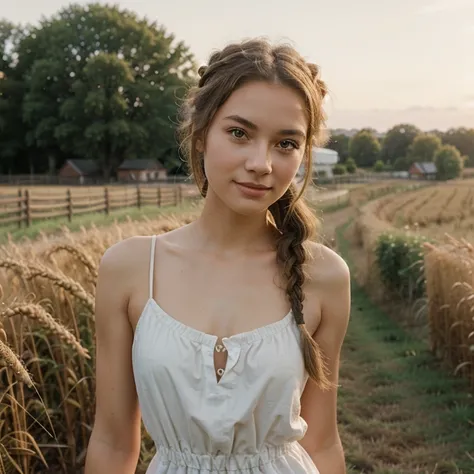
[201,80,309,216]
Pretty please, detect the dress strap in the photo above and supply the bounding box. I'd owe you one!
[149,235,157,299]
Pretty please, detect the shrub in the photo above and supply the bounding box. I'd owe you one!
[373,160,385,172]
[375,232,429,301]
[333,164,347,175]
[346,157,357,174]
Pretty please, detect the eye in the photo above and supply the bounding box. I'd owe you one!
[278,139,299,151]
[229,128,246,139]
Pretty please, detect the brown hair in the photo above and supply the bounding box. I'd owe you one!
[178,38,334,390]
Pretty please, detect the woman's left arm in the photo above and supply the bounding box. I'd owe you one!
[299,246,351,474]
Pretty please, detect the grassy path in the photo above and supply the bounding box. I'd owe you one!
[335,220,474,474]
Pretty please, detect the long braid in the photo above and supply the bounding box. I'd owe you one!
[270,185,334,391]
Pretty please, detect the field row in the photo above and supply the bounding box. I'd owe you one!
[373,183,474,241]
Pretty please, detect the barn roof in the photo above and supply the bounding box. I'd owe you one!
[67,159,101,176]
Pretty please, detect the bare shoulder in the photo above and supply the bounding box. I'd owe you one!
[100,235,152,268]
[304,241,351,336]
[305,241,350,289]
[97,235,154,302]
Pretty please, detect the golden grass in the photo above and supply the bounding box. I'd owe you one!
[373,183,474,241]
[0,202,202,473]
[424,237,474,390]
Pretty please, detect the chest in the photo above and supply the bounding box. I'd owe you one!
[149,252,292,339]
[132,304,307,394]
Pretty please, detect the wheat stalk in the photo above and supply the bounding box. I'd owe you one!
[0,340,33,387]
[0,258,95,313]
[43,244,98,282]
[1,304,90,359]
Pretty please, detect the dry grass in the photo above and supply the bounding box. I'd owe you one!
[0,202,202,473]
[373,182,474,241]
[424,237,474,390]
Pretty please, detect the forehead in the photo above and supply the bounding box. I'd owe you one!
[215,81,308,132]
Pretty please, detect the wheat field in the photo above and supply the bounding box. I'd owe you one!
[372,180,474,241]
[0,205,202,474]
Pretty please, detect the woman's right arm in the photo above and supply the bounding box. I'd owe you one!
[85,239,142,474]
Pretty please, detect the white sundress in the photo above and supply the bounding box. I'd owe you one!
[132,235,320,473]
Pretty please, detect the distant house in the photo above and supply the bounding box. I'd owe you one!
[297,147,339,178]
[409,162,437,180]
[58,159,101,184]
[117,159,167,182]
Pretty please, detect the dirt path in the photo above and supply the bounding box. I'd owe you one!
[322,213,474,473]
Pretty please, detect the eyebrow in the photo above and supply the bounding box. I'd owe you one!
[224,115,306,139]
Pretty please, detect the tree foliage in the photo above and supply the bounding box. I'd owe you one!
[435,145,464,180]
[407,133,442,165]
[439,127,474,167]
[0,3,197,176]
[326,133,349,162]
[380,123,420,164]
[348,130,381,168]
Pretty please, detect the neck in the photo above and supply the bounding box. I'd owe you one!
[191,190,277,255]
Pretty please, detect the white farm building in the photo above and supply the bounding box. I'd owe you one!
[297,147,339,178]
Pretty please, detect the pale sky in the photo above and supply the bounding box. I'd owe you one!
[3,0,474,131]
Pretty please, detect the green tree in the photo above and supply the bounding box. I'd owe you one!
[17,3,196,177]
[345,157,357,174]
[407,133,442,165]
[439,127,474,167]
[0,20,28,173]
[381,123,420,164]
[393,156,411,171]
[373,160,384,172]
[435,145,464,180]
[55,53,136,179]
[326,133,349,162]
[348,130,381,168]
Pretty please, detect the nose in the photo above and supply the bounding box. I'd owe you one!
[244,143,272,175]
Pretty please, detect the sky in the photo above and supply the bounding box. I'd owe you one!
[3,0,474,132]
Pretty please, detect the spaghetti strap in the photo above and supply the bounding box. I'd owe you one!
[149,235,157,300]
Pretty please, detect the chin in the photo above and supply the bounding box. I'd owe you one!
[219,194,270,217]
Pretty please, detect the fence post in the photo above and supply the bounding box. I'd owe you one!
[178,185,183,205]
[174,186,179,206]
[104,187,110,215]
[17,189,23,229]
[25,189,31,227]
[66,189,73,222]
[137,184,141,209]
[157,186,161,207]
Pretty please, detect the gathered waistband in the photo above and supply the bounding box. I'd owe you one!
[156,443,293,471]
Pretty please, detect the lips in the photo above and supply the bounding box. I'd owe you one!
[235,182,272,190]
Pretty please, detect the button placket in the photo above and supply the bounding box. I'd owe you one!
[220,339,241,380]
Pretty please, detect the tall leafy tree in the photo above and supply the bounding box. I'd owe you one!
[407,133,442,165]
[17,3,196,177]
[380,123,420,164]
[349,130,381,168]
[0,20,28,173]
[326,133,349,162]
[439,127,474,167]
[435,144,464,180]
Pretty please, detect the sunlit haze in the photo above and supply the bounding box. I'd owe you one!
[3,0,474,131]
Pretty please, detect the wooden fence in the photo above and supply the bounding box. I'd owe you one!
[0,184,198,228]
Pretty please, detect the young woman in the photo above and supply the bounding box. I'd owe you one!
[85,38,351,474]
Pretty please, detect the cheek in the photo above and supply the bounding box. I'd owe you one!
[204,134,240,176]
[273,154,304,181]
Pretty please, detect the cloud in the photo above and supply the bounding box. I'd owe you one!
[417,0,474,14]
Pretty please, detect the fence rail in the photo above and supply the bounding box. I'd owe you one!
[0,184,198,228]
